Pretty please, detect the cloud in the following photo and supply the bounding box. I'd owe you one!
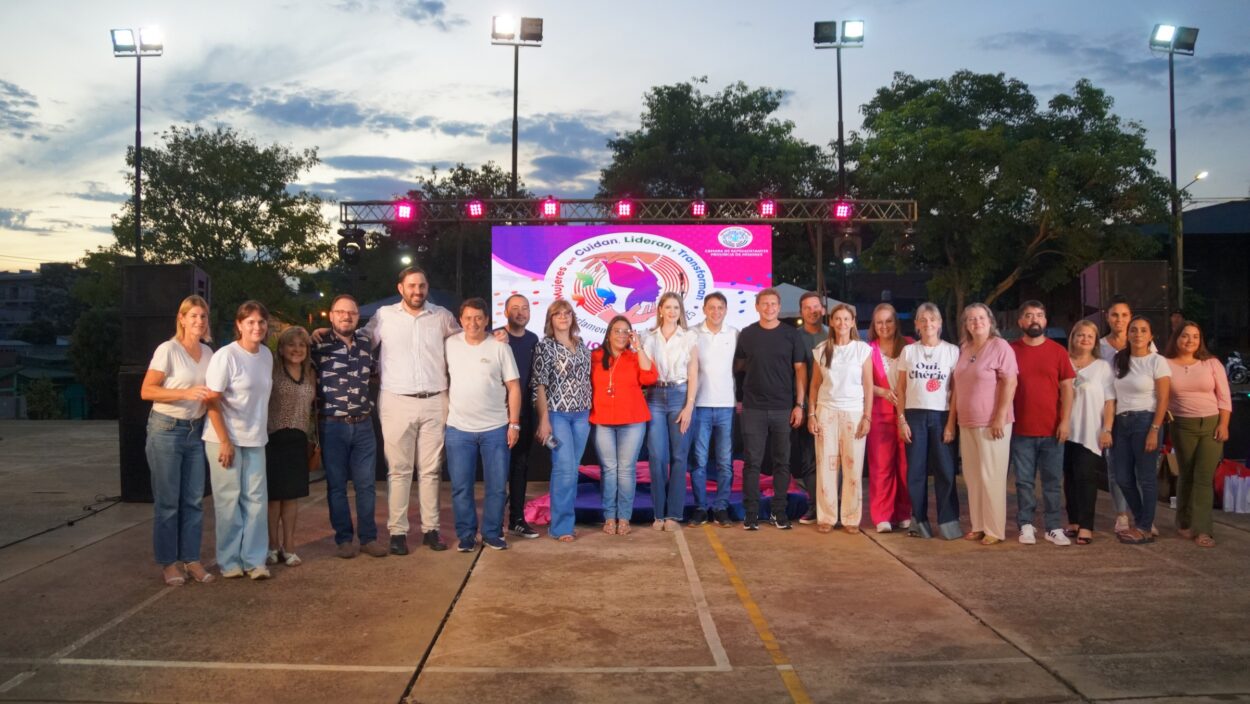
[0,80,44,140]
[182,82,449,133]
[487,112,620,153]
[323,155,420,172]
[1190,95,1247,119]
[0,207,49,235]
[437,120,486,137]
[978,31,1162,89]
[396,0,467,31]
[299,175,419,201]
[65,181,130,203]
[527,155,601,197]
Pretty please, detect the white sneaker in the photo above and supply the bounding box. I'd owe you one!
[875,521,893,533]
[265,549,280,565]
[1044,528,1072,546]
[898,519,912,529]
[1018,524,1037,545]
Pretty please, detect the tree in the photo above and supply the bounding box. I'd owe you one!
[598,78,836,288]
[849,71,1170,312]
[24,378,64,420]
[109,125,333,328]
[68,307,121,419]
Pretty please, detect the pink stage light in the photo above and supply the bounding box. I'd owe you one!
[540,197,560,219]
[832,201,853,221]
[615,199,634,218]
[466,200,485,218]
[690,200,707,218]
[757,199,777,218]
[394,201,416,221]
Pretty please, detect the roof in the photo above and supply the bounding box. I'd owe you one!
[1142,200,1250,237]
[773,283,844,317]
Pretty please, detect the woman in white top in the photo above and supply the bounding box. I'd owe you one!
[642,292,699,530]
[140,295,217,586]
[204,301,275,579]
[896,302,961,540]
[1063,320,1116,545]
[1097,296,1149,532]
[807,304,873,534]
[1110,315,1171,545]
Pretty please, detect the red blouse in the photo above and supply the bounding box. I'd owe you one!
[589,348,658,425]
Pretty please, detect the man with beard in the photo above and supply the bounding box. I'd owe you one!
[500,294,540,538]
[793,291,826,525]
[1009,300,1075,546]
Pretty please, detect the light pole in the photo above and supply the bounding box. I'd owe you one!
[1150,23,1199,310]
[814,20,863,300]
[111,27,163,264]
[491,15,543,198]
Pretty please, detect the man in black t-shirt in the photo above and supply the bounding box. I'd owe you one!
[501,294,540,538]
[734,288,808,530]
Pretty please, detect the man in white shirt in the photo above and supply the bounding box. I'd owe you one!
[691,292,739,526]
[367,267,461,554]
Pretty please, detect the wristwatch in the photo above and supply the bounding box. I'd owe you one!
[796,402,807,410]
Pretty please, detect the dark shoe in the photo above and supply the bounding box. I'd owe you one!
[336,541,359,559]
[424,530,448,552]
[457,537,476,553]
[714,508,732,527]
[510,520,540,539]
[360,541,388,558]
[798,506,818,525]
[770,514,792,530]
[389,535,409,556]
[690,508,709,526]
[484,537,508,551]
[907,522,933,539]
[743,512,759,531]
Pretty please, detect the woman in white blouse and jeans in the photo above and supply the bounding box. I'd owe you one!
[1110,315,1170,545]
[642,292,699,530]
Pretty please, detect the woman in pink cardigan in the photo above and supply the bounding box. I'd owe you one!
[866,303,914,533]
[1164,320,1231,548]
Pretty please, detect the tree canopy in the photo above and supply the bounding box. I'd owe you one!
[849,71,1169,311]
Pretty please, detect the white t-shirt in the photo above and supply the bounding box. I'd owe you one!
[1070,358,1116,456]
[643,327,697,383]
[148,339,214,420]
[1111,352,1171,414]
[813,340,871,411]
[445,333,519,432]
[203,342,273,447]
[1098,336,1156,364]
[694,323,738,408]
[899,341,960,412]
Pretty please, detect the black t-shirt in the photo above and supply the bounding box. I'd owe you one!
[505,329,539,393]
[735,322,806,410]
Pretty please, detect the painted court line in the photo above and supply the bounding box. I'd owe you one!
[701,524,813,704]
[673,527,732,671]
[0,657,411,673]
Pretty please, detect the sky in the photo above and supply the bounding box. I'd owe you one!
[2,0,1248,272]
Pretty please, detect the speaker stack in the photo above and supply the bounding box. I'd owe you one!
[1080,260,1170,336]
[119,264,211,503]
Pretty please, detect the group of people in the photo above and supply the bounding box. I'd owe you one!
[141,268,1233,585]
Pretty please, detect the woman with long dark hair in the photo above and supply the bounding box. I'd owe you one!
[1110,316,1171,545]
[591,316,657,534]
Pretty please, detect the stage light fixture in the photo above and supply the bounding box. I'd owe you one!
[466,199,485,218]
[394,201,416,221]
[540,196,560,219]
[1150,23,1198,54]
[337,227,366,265]
[111,29,136,54]
[832,201,854,221]
[519,17,543,42]
[139,26,164,53]
[690,200,708,218]
[757,198,777,218]
[492,15,516,40]
[615,199,634,218]
[813,21,837,45]
[842,20,865,42]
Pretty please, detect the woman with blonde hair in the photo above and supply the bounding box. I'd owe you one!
[642,292,699,530]
[265,326,316,567]
[866,303,913,532]
[948,303,1018,545]
[807,304,873,534]
[140,295,217,585]
[532,299,593,541]
[1063,320,1116,545]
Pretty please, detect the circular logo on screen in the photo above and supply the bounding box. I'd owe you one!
[546,233,712,336]
[718,226,753,249]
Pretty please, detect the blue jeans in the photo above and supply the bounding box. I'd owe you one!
[548,410,590,538]
[903,409,959,536]
[319,418,379,545]
[446,425,509,542]
[1010,435,1066,531]
[646,383,694,520]
[595,422,646,521]
[1112,411,1161,532]
[692,406,734,511]
[205,443,269,573]
[145,411,206,565]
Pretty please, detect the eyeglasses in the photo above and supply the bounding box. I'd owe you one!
[551,311,573,319]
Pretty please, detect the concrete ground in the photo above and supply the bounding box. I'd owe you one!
[2,420,1249,704]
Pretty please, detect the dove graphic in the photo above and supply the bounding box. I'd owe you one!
[600,256,662,313]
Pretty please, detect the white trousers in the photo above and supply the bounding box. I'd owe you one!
[814,406,866,528]
[379,390,448,535]
[958,424,1012,540]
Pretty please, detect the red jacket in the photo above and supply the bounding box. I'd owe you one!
[590,348,658,425]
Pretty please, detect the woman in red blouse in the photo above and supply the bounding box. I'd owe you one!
[591,316,658,534]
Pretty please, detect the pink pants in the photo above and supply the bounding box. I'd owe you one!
[867,420,911,525]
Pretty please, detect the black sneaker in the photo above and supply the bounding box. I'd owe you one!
[423,530,448,552]
[714,508,731,527]
[771,514,792,530]
[510,520,540,539]
[743,512,759,531]
[389,535,409,556]
[690,508,709,526]
[798,506,817,525]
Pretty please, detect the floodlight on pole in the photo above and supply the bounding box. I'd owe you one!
[1182,171,1208,191]
[492,15,544,199]
[1150,22,1199,310]
[112,25,164,263]
[815,19,864,301]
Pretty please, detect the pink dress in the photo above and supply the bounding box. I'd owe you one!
[867,338,913,525]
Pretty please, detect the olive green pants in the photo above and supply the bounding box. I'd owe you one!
[1171,415,1224,536]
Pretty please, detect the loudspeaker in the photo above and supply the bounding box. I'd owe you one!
[121,264,211,366]
[1081,260,1170,315]
[118,366,153,502]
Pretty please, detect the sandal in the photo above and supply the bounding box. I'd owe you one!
[556,534,576,543]
[1195,534,1216,548]
[980,536,1002,546]
[1064,526,1079,538]
[284,552,302,567]
[1075,534,1093,546]
[162,564,186,587]
[817,524,833,534]
[843,525,860,535]
[1177,527,1194,539]
[963,531,985,541]
[1118,529,1151,545]
[184,561,215,583]
[603,521,618,535]
[652,519,665,531]
[617,520,632,536]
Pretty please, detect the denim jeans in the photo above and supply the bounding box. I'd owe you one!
[145,411,206,565]
[1010,434,1065,531]
[740,408,792,518]
[446,425,509,542]
[548,410,590,538]
[903,409,960,537]
[205,443,269,573]
[646,383,694,521]
[692,406,734,511]
[595,422,646,521]
[1112,411,1161,532]
[319,418,379,545]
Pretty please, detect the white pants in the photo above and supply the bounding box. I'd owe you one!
[814,406,866,528]
[379,390,448,535]
[959,424,1012,540]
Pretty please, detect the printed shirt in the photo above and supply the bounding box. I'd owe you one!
[312,328,376,418]
[365,302,460,395]
[531,337,592,413]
